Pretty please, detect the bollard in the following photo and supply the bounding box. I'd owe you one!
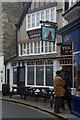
[50,96,53,108]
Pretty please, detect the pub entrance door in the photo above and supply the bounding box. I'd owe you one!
[62,65,72,88]
[17,67,25,86]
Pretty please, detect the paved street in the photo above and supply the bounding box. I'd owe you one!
[0,100,2,120]
[1,100,59,119]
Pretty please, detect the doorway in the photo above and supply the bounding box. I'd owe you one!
[17,67,25,86]
[62,65,72,87]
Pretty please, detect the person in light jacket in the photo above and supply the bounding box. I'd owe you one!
[54,71,65,113]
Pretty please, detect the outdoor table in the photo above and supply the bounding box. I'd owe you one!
[10,86,54,108]
[24,86,50,101]
[30,86,54,103]
[10,86,30,99]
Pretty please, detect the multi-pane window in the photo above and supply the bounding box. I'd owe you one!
[28,15,31,28]
[27,43,29,54]
[38,41,40,53]
[34,42,37,54]
[23,43,26,54]
[59,58,72,65]
[27,61,54,86]
[64,1,76,13]
[46,10,49,21]
[53,43,55,51]
[27,67,34,85]
[45,41,48,53]
[49,42,52,52]
[31,42,33,54]
[26,7,56,30]
[36,12,40,26]
[24,43,26,49]
[46,66,53,86]
[41,11,44,21]
[36,66,44,85]
[64,2,69,11]
[32,14,35,27]
[19,41,56,56]
[51,8,54,22]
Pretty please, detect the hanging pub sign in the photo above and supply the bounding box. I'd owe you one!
[41,26,55,42]
[61,45,72,55]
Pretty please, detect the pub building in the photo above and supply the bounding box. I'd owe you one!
[6,1,62,91]
[57,2,80,117]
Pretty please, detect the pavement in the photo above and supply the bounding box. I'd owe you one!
[0,92,80,120]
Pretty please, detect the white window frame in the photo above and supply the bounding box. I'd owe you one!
[34,42,37,54]
[26,61,54,87]
[41,11,44,21]
[45,41,48,53]
[46,9,49,21]
[36,12,40,27]
[19,44,20,56]
[49,42,52,52]
[32,14,35,28]
[23,43,26,55]
[29,43,31,54]
[30,42,33,54]
[51,8,55,22]
[26,7,56,31]
[18,40,57,56]
[38,41,40,53]
[27,15,31,29]
[27,43,29,55]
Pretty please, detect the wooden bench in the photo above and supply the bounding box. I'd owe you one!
[10,86,30,99]
[24,86,54,103]
[10,86,54,107]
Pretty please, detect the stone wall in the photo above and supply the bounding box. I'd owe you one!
[0,1,3,55]
[2,2,25,62]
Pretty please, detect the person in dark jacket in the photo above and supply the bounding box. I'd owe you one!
[60,69,72,111]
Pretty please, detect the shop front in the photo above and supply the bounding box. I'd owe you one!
[6,55,60,91]
[57,3,80,117]
[56,44,73,88]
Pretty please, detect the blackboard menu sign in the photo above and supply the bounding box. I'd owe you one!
[61,45,72,55]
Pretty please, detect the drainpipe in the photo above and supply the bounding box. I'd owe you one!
[16,28,18,56]
[5,63,6,84]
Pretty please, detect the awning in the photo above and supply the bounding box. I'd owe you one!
[7,53,57,63]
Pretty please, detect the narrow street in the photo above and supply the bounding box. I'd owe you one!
[0,100,60,120]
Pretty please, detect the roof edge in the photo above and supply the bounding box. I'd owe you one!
[15,2,32,29]
[62,1,80,17]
